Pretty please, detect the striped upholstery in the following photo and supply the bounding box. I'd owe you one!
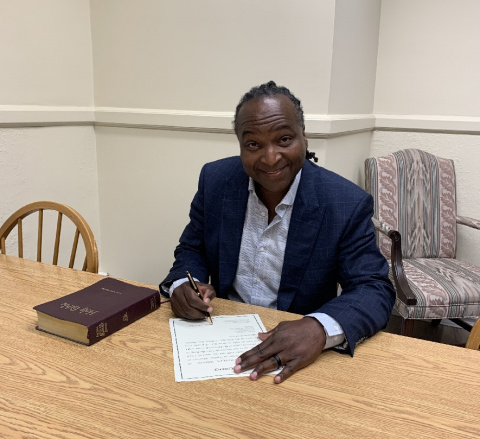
[365,149,457,259]
[394,259,480,319]
[366,149,480,320]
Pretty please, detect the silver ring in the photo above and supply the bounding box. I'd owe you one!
[272,354,282,369]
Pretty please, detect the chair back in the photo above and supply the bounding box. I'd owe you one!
[0,201,98,273]
[365,149,457,259]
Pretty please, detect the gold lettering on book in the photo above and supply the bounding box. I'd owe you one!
[96,322,108,337]
[79,307,99,316]
[122,312,128,322]
[150,297,157,310]
[59,303,99,315]
[101,287,122,295]
[60,302,81,312]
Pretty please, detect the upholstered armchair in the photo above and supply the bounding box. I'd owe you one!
[365,149,480,336]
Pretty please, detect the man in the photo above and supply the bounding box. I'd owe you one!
[161,81,395,384]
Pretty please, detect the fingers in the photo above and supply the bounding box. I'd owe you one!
[234,318,327,383]
[234,343,298,383]
[257,329,273,342]
[272,359,302,384]
[170,282,215,320]
[251,356,304,384]
[236,334,274,366]
[233,333,281,378]
[197,283,216,304]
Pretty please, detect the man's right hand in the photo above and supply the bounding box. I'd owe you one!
[170,281,216,320]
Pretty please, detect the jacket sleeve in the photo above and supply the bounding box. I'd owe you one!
[160,165,210,294]
[318,193,396,356]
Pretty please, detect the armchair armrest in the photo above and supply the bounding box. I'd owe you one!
[371,217,393,236]
[371,217,417,306]
[457,215,480,230]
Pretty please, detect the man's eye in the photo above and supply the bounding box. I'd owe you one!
[245,142,259,150]
[279,136,292,144]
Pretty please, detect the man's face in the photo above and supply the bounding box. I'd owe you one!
[236,95,308,201]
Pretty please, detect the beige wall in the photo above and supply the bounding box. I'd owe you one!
[0,0,94,106]
[375,0,480,117]
[329,0,381,114]
[90,0,336,114]
[95,127,238,283]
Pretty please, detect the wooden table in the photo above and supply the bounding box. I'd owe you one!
[1,254,479,439]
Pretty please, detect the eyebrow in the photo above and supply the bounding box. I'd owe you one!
[240,124,295,138]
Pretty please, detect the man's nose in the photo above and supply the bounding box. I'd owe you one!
[261,144,280,166]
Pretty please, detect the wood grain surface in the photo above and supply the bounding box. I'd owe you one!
[1,254,479,439]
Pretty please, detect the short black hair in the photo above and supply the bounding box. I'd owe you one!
[233,81,304,135]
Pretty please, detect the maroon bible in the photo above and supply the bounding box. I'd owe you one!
[34,277,161,345]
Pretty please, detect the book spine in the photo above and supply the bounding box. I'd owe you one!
[86,291,160,345]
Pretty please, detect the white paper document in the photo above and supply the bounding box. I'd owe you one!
[169,314,267,382]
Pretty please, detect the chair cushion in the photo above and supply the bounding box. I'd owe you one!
[393,258,480,319]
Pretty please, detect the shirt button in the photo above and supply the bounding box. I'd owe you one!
[261,212,266,217]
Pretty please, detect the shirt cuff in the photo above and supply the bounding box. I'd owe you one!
[306,312,345,350]
[168,277,194,296]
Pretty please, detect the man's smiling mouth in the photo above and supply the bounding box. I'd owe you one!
[262,166,287,175]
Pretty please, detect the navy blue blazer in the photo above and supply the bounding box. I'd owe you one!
[162,156,395,355]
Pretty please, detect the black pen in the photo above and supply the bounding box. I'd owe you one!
[186,271,213,324]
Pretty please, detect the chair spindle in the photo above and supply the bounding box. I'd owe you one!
[69,228,80,269]
[37,209,43,262]
[53,212,63,265]
[18,218,23,258]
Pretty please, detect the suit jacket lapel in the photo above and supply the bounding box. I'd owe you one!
[218,166,249,294]
[277,163,326,311]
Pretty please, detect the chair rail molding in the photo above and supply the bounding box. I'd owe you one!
[375,114,480,135]
[0,106,94,127]
[96,107,376,137]
[94,107,234,133]
[1,105,479,136]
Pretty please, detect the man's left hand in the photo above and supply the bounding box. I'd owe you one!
[233,317,327,384]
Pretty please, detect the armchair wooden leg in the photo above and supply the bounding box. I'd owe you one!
[400,318,415,337]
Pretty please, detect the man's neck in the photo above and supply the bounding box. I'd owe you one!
[254,184,287,223]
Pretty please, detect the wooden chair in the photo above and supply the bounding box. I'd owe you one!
[465,318,480,350]
[0,201,98,273]
[365,149,480,337]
